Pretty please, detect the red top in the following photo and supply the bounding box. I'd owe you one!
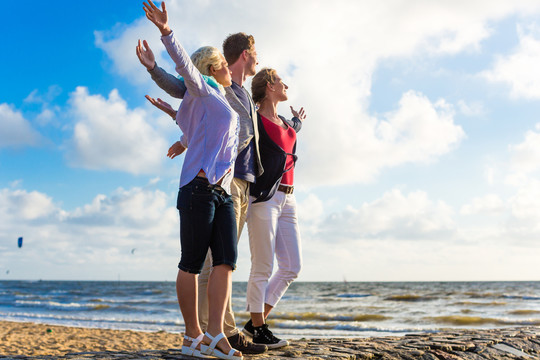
[261,115,297,185]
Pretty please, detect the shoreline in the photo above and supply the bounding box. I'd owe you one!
[1,321,540,359]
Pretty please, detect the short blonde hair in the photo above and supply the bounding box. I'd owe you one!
[190,46,223,76]
[251,68,277,105]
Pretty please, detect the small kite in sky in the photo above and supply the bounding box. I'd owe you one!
[18,237,23,248]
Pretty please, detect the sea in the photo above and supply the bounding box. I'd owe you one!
[1,281,539,338]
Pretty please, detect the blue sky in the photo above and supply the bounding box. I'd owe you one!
[2,0,540,281]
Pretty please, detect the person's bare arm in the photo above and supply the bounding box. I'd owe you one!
[145,95,177,119]
[167,141,186,159]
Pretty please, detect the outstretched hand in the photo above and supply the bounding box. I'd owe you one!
[143,1,171,35]
[290,106,307,121]
[167,141,186,159]
[136,40,156,71]
[145,95,177,120]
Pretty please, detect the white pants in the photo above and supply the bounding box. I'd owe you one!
[246,191,302,313]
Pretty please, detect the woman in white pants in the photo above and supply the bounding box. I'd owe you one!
[243,68,306,349]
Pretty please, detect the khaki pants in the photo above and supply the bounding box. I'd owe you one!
[197,177,250,337]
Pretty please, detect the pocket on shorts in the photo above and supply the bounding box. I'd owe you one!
[177,187,192,211]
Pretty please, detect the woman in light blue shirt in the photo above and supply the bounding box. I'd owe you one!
[141,2,242,359]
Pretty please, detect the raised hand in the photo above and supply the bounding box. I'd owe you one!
[143,1,171,35]
[167,141,186,159]
[145,95,177,120]
[290,106,306,121]
[136,40,156,71]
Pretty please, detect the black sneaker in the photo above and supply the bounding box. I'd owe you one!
[252,324,289,349]
[227,332,267,354]
[242,319,254,337]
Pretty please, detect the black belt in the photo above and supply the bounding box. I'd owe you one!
[277,184,294,194]
[194,176,227,195]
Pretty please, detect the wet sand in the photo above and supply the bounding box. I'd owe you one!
[1,320,539,359]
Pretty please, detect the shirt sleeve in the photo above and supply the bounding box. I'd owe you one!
[280,115,303,133]
[179,133,188,148]
[148,63,187,99]
[161,31,212,97]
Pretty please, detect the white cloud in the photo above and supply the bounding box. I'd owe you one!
[457,100,486,117]
[378,92,464,165]
[24,86,62,104]
[319,189,456,241]
[484,165,496,185]
[482,24,540,99]
[95,19,177,86]
[3,181,540,281]
[0,104,43,147]
[22,87,63,127]
[506,178,540,237]
[0,188,59,222]
[95,0,535,186]
[0,186,179,280]
[508,122,540,175]
[296,193,324,224]
[65,86,171,174]
[460,194,505,215]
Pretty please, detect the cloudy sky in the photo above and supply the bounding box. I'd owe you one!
[2,0,540,281]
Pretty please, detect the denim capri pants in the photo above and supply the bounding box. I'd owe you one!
[177,177,238,274]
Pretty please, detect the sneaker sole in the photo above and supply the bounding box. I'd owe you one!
[237,345,268,354]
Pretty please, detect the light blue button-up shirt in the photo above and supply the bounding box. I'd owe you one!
[162,32,239,194]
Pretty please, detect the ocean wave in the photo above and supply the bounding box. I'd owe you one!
[0,311,182,328]
[508,310,540,315]
[86,298,178,306]
[16,300,86,309]
[14,300,112,311]
[502,295,540,301]
[453,301,507,307]
[266,320,423,334]
[463,292,500,298]
[336,293,371,298]
[426,315,540,326]
[385,295,436,302]
[259,311,390,322]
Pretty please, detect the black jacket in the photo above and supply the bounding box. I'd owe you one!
[250,113,302,203]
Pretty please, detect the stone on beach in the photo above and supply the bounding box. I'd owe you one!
[1,323,540,359]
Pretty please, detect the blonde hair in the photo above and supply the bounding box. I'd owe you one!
[251,68,277,105]
[190,46,223,76]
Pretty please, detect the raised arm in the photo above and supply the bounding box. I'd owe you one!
[145,94,188,149]
[150,65,187,99]
[145,95,177,119]
[143,1,211,97]
[284,106,306,132]
[136,39,187,99]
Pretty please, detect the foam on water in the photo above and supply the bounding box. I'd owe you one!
[1,280,540,337]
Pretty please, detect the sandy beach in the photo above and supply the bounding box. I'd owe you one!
[0,321,183,356]
[2,320,540,359]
